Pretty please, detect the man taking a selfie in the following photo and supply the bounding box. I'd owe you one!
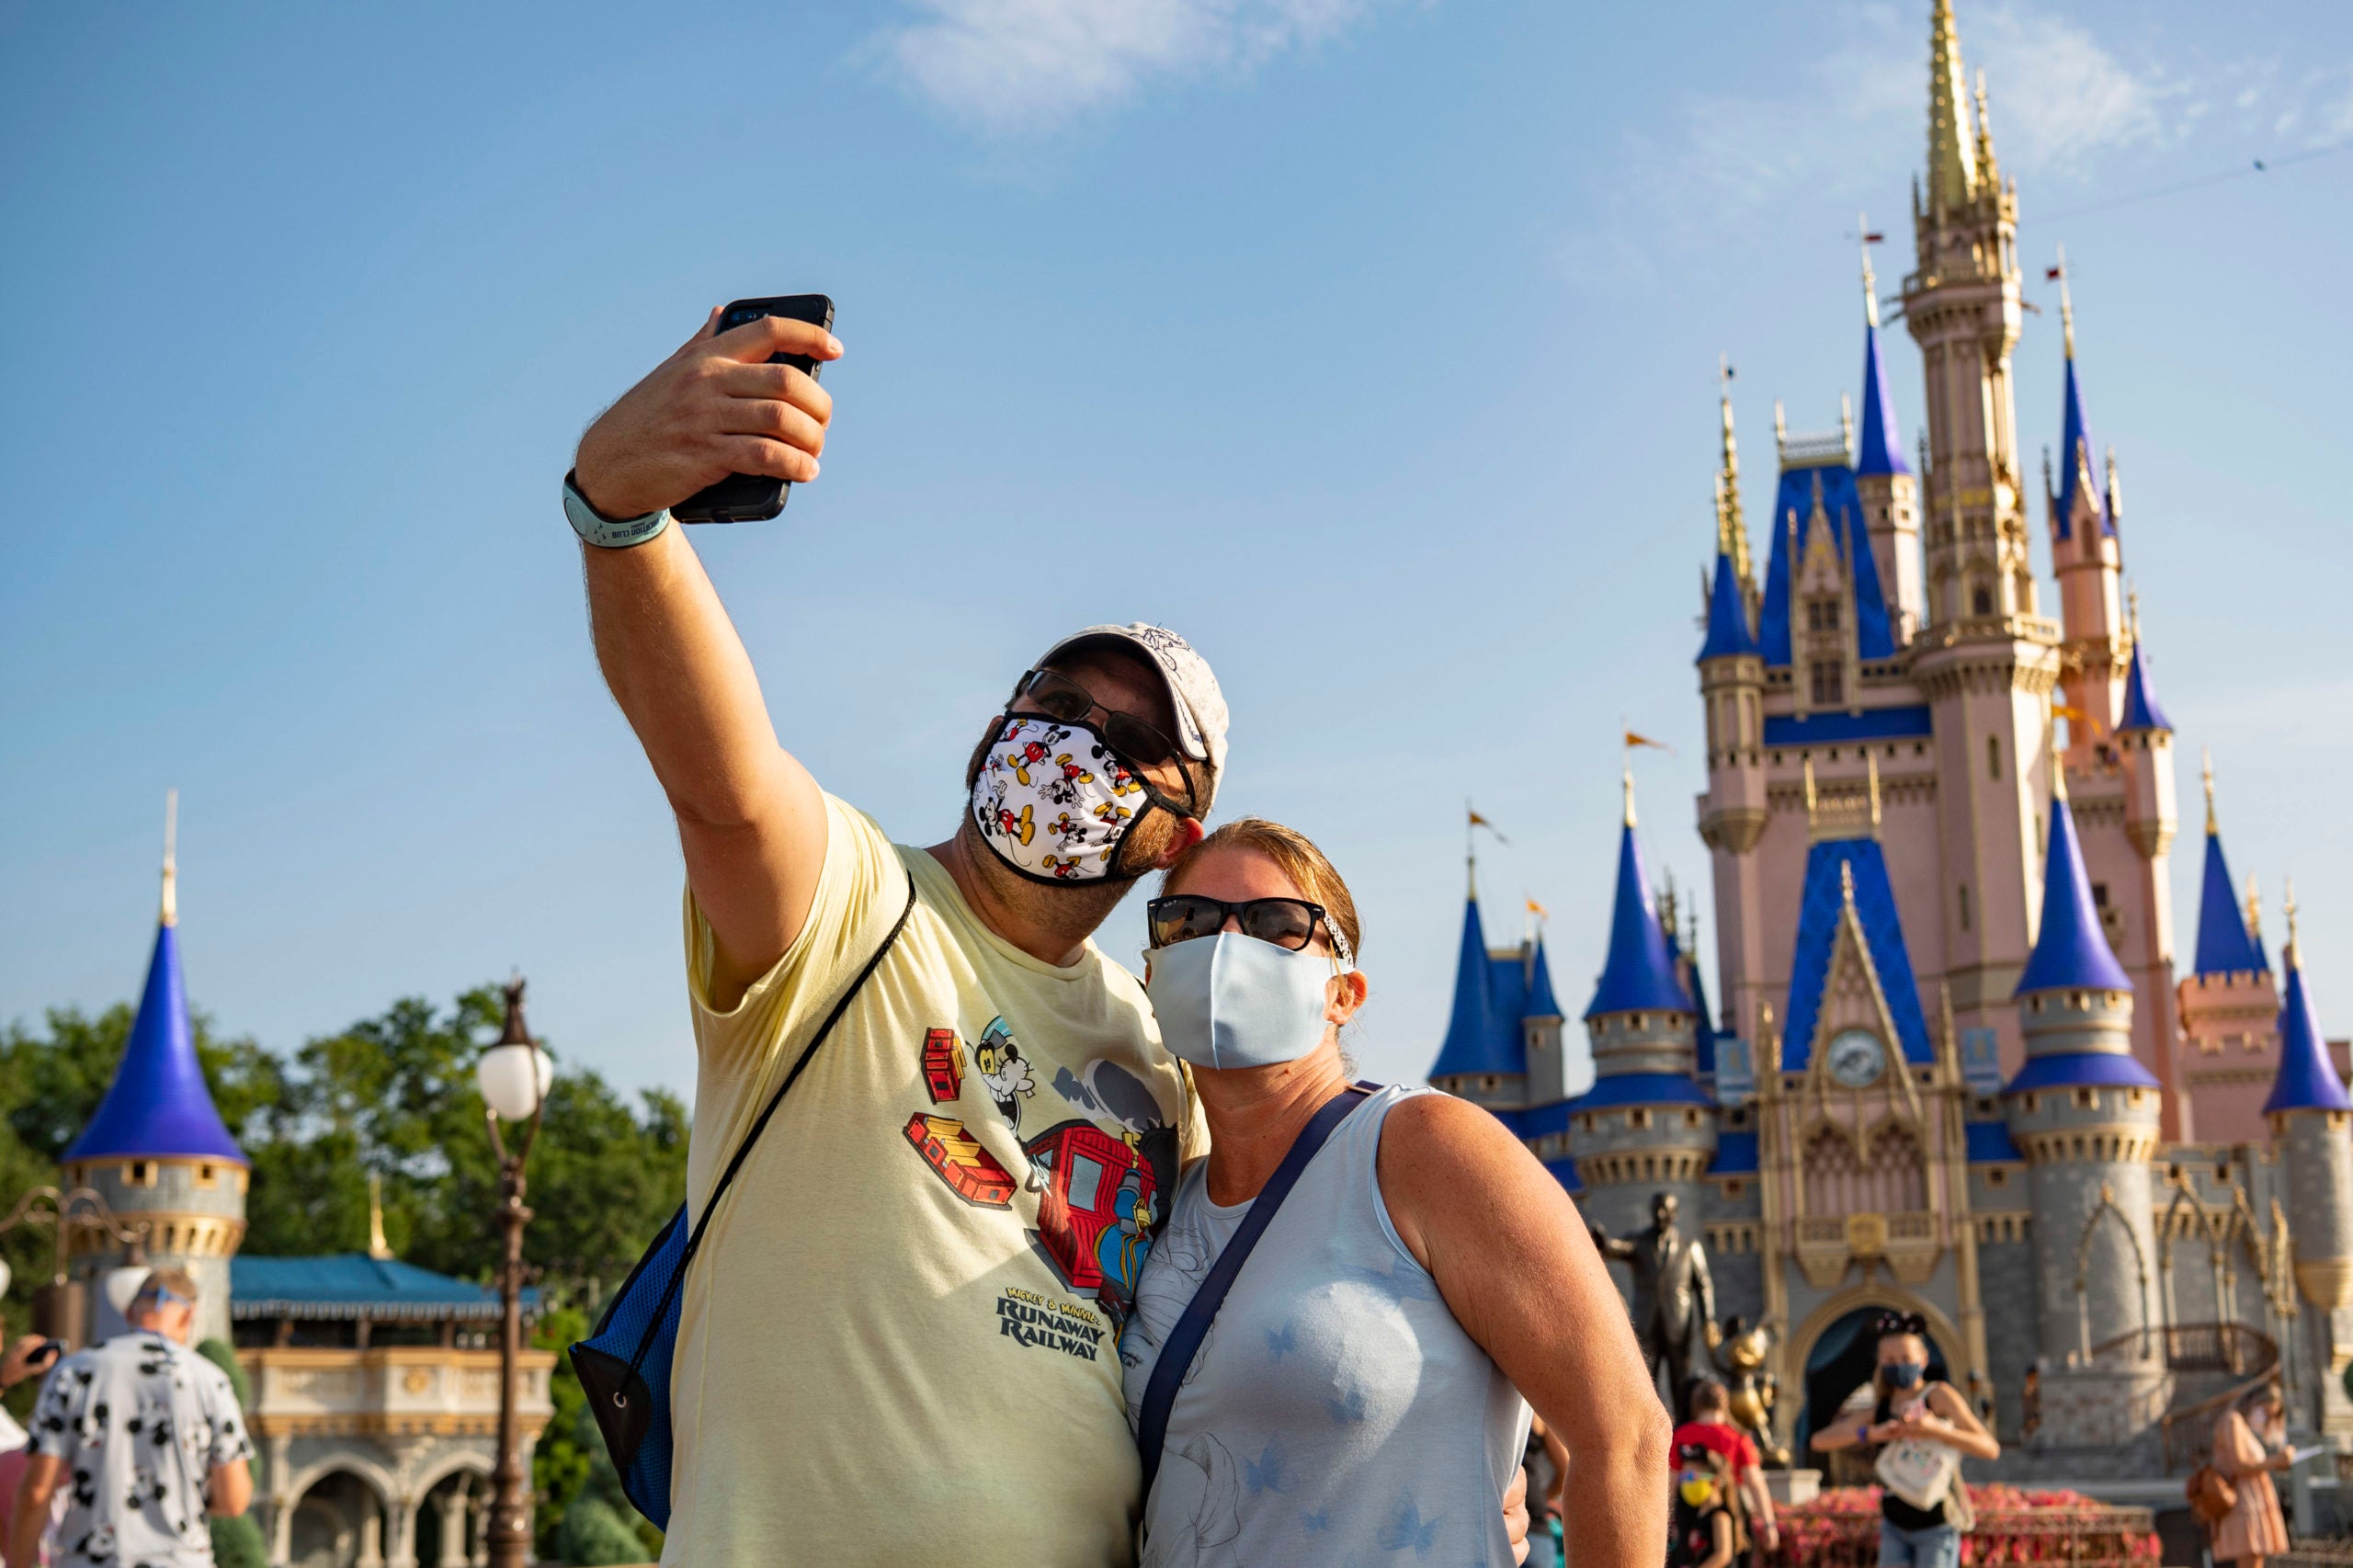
[563,311,1237,1564]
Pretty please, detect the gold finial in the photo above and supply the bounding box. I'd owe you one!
[1859,212,1880,327]
[2105,448,2123,522]
[2127,585,2142,643]
[2054,244,2076,359]
[367,1172,394,1260]
[159,788,178,928]
[1867,750,1882,829]
[2048,705,2069,802]
[2283,878,2300,965]
[1621,767,1637,829]
[1717,357,1750,586]
[2201,746,2217,835]
[1927,0,1980,211]
[1973,70,1998,174]
[1773,400,1787,444]
[2245,875,2264,946]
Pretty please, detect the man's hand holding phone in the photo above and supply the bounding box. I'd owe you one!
[574,306,841,524]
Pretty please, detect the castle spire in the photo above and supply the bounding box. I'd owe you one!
[159,788,178,927]
[2051,251,2110,540]
[1859,214,1880,328]
[1585,779,1692,1020]
[2262,879,2348,1115]
[1856,221,1910,478]
[2016,764,2131,995]
[2055,243,2077,360]
[1927,0,1980,213]
[2202,745,2217,836]
[63,805,245,1167]
[2117,589,2171,733]
[2190,756,2265,978]
[1715,356,1751,588]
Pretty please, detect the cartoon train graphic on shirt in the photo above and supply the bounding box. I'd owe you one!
[902,1025,1168,1326]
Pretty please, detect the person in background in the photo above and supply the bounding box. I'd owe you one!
[1120,819,1664,1567]
[1808,1312,1998,1568]
[2211,1382,2292,1568]
[1523,1414,1570,1568]
[0,1324,66,1551]
[10,1269,252,1568]
[1677,1380,1779,1559]
[1667,1444,1740,1568]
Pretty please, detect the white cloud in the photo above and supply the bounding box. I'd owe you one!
[1558,2,2185,291]
[876,0,1382,135]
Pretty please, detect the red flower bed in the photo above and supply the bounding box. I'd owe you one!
[1768,1486,2160,1568]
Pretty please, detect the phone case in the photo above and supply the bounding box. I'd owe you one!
[675,294,835,524]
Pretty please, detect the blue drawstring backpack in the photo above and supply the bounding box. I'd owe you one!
[570,873,915,1528]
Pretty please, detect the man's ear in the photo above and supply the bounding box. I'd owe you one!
[1149,814,1205,870]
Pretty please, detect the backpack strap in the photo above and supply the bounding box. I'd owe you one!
[627,869,918,1375]
[1135,1083,1373,1494]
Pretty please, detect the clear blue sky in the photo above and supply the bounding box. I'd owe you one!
[4,0,2349,1102]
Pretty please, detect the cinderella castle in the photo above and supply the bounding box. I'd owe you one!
[1431,0,2353,1488]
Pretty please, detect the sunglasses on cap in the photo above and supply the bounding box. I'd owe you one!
[1014,669,1187,774]
[1146,895,1353,968]
[135,1286,191,1311]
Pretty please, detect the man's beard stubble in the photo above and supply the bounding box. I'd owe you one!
[952,785,1184,947]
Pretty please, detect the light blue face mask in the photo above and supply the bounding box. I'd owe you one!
[1145,931,1344,1071]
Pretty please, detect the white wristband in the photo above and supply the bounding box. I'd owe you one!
[563,471,672,549]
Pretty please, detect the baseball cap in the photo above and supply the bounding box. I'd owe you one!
[1038,622,1229,810]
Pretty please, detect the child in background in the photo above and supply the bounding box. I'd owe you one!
[1669,1443,1741,1568]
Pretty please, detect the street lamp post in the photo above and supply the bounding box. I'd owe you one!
[0,1185,151,1347]
[478,976,551,1568]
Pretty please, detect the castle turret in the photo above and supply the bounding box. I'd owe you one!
[1565,774,1714,1243]
[2003,767,2162,1380]
[1852,226,1924,642]
[2110,596,2182,1134]
[2175,753,2282,1144]
[1699,385,1770,1058]
[2045,255,2129,755]
[1428,869,1525,1109]
[2266,890,2353,1312]
[63,796,247,1346]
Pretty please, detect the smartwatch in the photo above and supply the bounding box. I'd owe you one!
[563,470,672,549]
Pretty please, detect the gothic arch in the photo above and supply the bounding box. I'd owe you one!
[2074,1185,2154,1359]
[408,1450,494,1503]
[1789,1287,1969,1398]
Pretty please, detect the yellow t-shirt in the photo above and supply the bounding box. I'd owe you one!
[665,793,1203,1566]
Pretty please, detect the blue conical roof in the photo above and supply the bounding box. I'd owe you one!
[1527,937,1562,1017]
[2016,795,2132,995]
[2117,638,2170,733]
[2263,949,2349,1115]
[64,920,245,1165]
[1697,551,1761,662]
[2192,831,2265,978]
[1585,823,1695,1019]
[1856,324,1909,477]
[1431,897,1522,1079]
[2053,357,2112,540]
[1756,466,1898,666]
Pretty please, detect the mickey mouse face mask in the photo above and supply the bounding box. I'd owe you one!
[970,714,1161,885]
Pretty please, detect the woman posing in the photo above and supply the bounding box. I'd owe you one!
[1120,817,1667,1568]
[2211,1383,2293,1568]
[1809,1312,2000,1568]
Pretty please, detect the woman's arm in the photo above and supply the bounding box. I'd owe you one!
[1920,1382,2001,1460]
[1379,1094,1671,1568]
[1811,1406,1888,1453]
[1699,1510,1735,1568]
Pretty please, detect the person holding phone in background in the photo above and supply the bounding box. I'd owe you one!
[2211,1384,2292,1568]
[0,1326,66,1555]
[1809,1312,1999,1568]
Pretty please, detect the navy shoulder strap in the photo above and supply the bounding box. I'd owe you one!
[1136,1083,1374,1494]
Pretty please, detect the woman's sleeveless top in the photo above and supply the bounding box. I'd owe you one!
[1120,1082,1532,1565]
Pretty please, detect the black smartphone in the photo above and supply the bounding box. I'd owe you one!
[673,293,835,525]
[29,1339,63,1370]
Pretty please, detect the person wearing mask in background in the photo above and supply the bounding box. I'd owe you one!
[10,1269,252,1568]
[1809,1312,1999,1568]
[2211,1383,2292,1568]
[1120,817,1667,1567]
[1667,1445,1741,1568]
[1677,1380,1779,1561]
[563,313,1527,1564]
[1523,1415,1571,1568]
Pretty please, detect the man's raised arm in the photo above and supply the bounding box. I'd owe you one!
[571,311,843,1008]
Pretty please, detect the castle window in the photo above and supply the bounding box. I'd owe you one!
[1684,1109,1701,1129]
[2216,1164,2231,1183]
[123,1162,155,1188]
[1630,1109,1652,1131]
[2023,1094,2040,1114]
[1806,598,1842,633]
[2074,1088,2097,1110]
[1958,882,1972,932]
[1986,737,2001,781]
[195,1165,219,1190]
[1972,586,1994,617]
[1988,1167,2007,1187]
[2092,883,2109,908]
[1809,661,1844,705]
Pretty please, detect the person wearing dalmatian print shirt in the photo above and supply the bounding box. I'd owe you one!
[13,1269,253,1568]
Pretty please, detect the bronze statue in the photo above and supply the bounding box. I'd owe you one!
[1590,1191,1717,1410]
[1711,1315,1790,1467]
